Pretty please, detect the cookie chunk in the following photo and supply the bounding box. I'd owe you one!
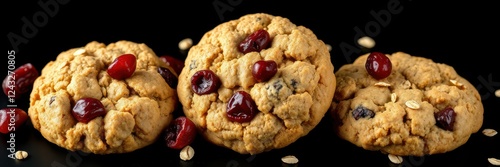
[28,40,178,154]
[177,13,336,154]
[330,52,484,156]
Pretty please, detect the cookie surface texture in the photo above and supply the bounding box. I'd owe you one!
[330,52,484,156]
[177,13,336,154]
[28,40,177,154]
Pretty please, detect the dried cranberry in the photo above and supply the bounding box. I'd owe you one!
[238,29,271,54]
[226,91,258,123]
[2,63,39,99]
[159,55,185,75]
[72,97,106,123]
[365,52,392,80]
[107,54,137,80]
[191,70,221,95]
[435,107,456,131]
[0,108,29,134]
[252,60,278,82]
[158,67,178,88]
[352,106,375,120]
[164,116,197,150]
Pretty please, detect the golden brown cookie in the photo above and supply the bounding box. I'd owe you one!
[177,13,336,154]
[28,40,178,154]
[330,51,484,156]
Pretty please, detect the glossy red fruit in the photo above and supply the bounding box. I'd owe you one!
[159,55,185,75]
[0,108,29,134]
[72,97,106,123]
[435,107,456,131]
[365,52,392,80]
[107,54,137,80]
[252,60,278,82]
[2,63,39,99]
[164,116,197,150]
[157,67,178,88]
[191,70,221,95]
[226,91,258,123]
[238,29,271,54]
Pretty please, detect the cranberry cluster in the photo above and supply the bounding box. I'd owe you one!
[190,29,277,123]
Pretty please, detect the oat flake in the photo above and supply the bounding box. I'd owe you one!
[482,129,498,137]
[488,158,500,166]
[281,155,299,164]
[405,100,420,109]
[15,150,28,160]
[388,154,403,164]
[391,93,397,103]
[374,82,391,87]
[73,48,86,56]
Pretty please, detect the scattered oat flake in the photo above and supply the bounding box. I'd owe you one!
[388,154,403,164]
[488,158,500,166]
[495,89,500,98]
[281,155,299,164]
[15,150,28,160]
[374,82,391,87]
[357,36,376,49]
[73,48,86,56]
[391,93,397,103]
[179,145,195,161]
[482,129,498,137]
[178,38,193,50]
[405,100,420,109]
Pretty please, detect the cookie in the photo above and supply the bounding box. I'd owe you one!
[330,51,484,156]
[177,13,336,154]
[28,40,178,154]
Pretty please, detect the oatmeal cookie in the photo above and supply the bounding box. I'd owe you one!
[330,51,484,156]
[28,40,178,154]
[177,13,336,155]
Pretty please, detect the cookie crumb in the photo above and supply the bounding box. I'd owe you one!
[281,155,299,164]
[179,38,193,51]
[482,128,498,137]
[488,158,500,166]
[391,93,397,103]
[388,154,403,164]
[405,100,420,109]
[495,89,500,98]
[179,145,195,161]
[374,82,391,87]
[15,150,28,160]
[73,48,86,56]
[357,36,375,49]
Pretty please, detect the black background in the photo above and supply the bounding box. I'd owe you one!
[2,0,499,167]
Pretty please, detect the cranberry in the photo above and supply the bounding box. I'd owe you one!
[435,107,456,131]
[164,116,197,150]
[72,97,106,123]
[252,60,278,82]
[238,29,271,54]
[0,108,29,134]
[226,91,258,123]
[107,54,137,80]
[365,52,392,80]
[191,70,221,95]
[159,55,185,75]
[158,67,178,88]
[2,63,39,99]
[352,106,375,120]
